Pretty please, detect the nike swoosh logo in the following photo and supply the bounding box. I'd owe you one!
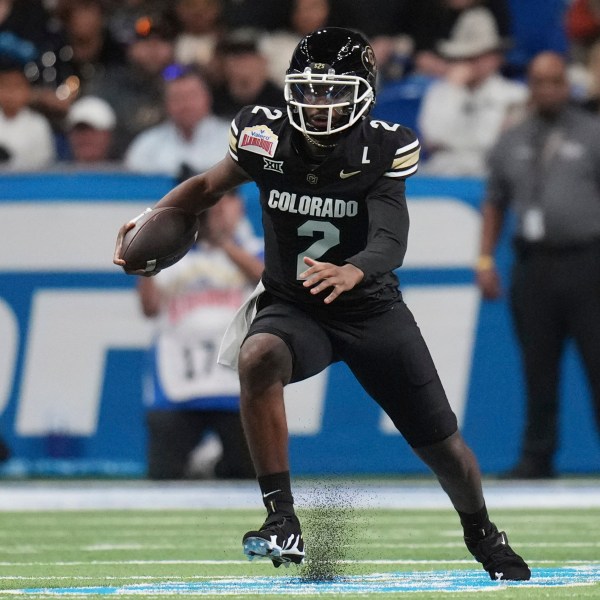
[262,489,282,498]
[339,170,361,179]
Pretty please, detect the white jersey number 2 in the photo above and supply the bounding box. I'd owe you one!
[296,220,340,278]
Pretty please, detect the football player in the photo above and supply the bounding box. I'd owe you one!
[114,27,530,580]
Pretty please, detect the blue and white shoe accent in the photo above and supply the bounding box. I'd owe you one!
[242,514,305,568]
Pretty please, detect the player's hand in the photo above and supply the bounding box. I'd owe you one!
[299,258,364,304]
[113,221,134,266]
[476,265,502,300]
[113,221,150,276]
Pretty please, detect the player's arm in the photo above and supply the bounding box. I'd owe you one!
[155,155,251,214]
[344,176,411,278]
[342,129,418,279]
[299,177,410,304]
[113,155,251,268]
[300,130,418,303]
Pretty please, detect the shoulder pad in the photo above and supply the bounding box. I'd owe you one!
[365,119,420,179]
[229,105,286,162]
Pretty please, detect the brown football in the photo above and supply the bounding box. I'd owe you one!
[120,206,199,274]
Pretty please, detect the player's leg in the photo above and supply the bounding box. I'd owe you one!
[237,295,334,567]
[339,300,530,580]
[413,430,484,512]
[238,332,293,476]
[413,433,531,580]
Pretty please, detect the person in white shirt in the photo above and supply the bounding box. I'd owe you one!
[173,0,224,77]
[417,7,527,177]
[125,65,230,177]
[64,96,117,164]
[138,189,264,479]
[0,63,55,171]
[259,0,331,86]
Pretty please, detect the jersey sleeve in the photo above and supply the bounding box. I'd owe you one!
[344,176,410,281]
[227,105,284,174]
[343,124,419,280]
[383,131,421,180]
[228,115,241,163]
[227,106,256,164]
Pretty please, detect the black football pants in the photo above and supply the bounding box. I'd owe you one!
[246,294,458,448]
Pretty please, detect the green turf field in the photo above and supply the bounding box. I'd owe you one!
[0,507,598,599]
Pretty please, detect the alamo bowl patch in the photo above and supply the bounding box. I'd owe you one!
[239,125,279,158]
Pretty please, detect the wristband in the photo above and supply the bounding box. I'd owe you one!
[476,255,495,271]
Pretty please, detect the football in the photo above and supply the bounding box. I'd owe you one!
[120,206,199,274]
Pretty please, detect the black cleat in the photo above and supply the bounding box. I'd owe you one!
[242,513,305,568]
[465,525,531,581]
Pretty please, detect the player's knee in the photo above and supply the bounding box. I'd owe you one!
[238,333,292,389]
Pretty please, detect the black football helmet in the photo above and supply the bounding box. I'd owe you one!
[284,27,377,136]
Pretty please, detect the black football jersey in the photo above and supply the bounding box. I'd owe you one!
[229,105,420,318]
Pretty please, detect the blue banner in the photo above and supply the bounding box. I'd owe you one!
[0,172,597,476]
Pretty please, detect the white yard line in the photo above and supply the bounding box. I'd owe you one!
[0,559,598,567]
[0,479,598,511]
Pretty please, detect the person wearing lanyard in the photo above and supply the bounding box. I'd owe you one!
[477,51,600,479]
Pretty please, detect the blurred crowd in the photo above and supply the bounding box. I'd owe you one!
[0,0,595,177]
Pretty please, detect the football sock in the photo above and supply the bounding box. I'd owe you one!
[458,504,494,540]
[258,471,295,516]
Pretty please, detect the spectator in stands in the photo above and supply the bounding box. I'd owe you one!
[138,189,262,480]
[56,0,126,95]
[327,0,406,40]
[172,0,224,81]
[212,30,286,121]
[63,95,117,164]
[580,39,600,111]
[327,1,416,84]
[221,0,290,33]
[87,11,176,159]
[0,0,75,125]
[125,65,229,176]
[565,0,600,100]
[0,60,56,170]
[566,0,600,65]
[106,0,175,48]
[417,7,526,176]
[402,0,511,79]
[477,52,600,479]
[259,0,331,86]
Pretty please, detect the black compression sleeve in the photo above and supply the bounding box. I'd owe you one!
[345,177,409,281]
